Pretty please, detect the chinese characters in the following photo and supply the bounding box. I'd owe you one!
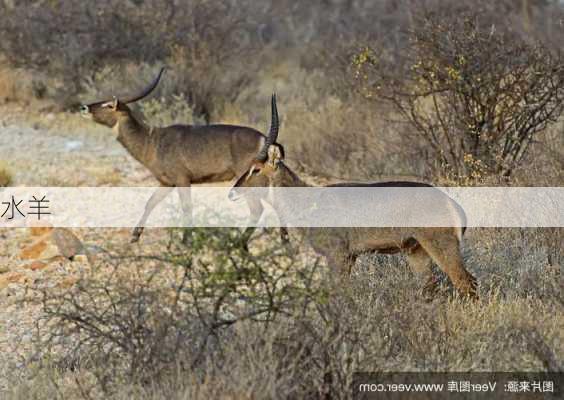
[1,195,50,220]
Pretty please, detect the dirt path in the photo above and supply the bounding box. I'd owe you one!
[0,105,156,186]
[0,106,169,391]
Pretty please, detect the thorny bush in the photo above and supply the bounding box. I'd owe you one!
[33,228,325,396]
[17,227,564,399]
[354,12,564,182]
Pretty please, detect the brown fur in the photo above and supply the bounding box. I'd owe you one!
[230,145,478,299]
[80,72,284,243]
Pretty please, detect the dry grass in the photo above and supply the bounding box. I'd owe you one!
[0,160,13,186]
[0,64,35,104]
[0,1,562,399]
[2,228,562,399]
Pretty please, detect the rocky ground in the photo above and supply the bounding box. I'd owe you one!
[0,105,176,391]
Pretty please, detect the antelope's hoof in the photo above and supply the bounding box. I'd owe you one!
[130,228,143,243]
[280,228,290,245]
[466,288,479,301]
[466,275,479,301]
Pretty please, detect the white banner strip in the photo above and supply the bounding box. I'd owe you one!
[0,187,562,228]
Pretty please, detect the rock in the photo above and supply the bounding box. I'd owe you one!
[58,276,79,289]
[23,261,49,271]
[51,228,85,259]
[84,244,106,255]
[72,254,89,263]
[29,226,53,237]
[0,272,27,290]
[19,236,59,260]
[20,228,87,262]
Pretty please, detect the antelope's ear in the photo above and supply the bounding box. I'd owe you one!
[267,145,283,166]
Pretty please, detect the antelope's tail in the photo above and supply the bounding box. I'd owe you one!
[451,197,467,242]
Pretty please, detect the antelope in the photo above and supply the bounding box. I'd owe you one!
[229,95,478,299]
[80,68,288,244]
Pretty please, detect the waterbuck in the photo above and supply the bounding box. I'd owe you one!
[229,95,478,299]
[80,68,287,244]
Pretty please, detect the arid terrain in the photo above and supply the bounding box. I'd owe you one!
[0,1,563,399]
[1,86,562,400]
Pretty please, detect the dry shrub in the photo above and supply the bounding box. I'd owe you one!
[228,62,418,181]
[0,64,25,103]
[285,96,405,180]
[0,1,263,115]
[0,61,51,104]
[1,0,562,108]
[4,227,559,399]
[513,122,564,185]
[355,11,564,182]
[26,228,324,397]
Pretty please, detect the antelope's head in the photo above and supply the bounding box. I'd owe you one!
[79,67,165,128]
[229,94,284,201]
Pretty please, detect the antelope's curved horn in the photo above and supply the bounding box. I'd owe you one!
[122,67,166,104]
[257,93,279,161]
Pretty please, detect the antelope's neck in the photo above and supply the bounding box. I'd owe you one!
[269,164,310,226]
[280,164,309,187]
[115,114,154,165]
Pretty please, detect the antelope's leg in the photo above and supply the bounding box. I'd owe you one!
[406,246,438,298]
[280,227,290,244]
[271,202,290,244]
[416,235,478,299]
[131,186,174,243]
[177,184,193,244]
[240,196,264,249]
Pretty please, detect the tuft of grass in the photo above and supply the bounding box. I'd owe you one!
[0,161,13,186]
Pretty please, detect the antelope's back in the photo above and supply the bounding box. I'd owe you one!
[325,181,467,240]
[157,124,265,181]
